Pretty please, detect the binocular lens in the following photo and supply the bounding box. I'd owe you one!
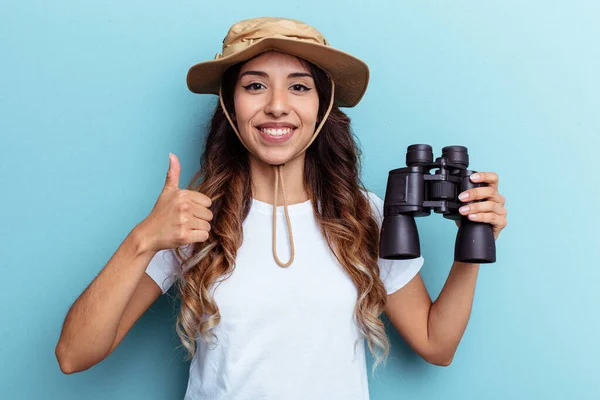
[406,144,433,166]
[441,146,469,168]
[379,214,421,259]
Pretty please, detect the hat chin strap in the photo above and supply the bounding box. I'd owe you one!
[218,79,336,267]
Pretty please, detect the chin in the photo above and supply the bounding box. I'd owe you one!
[252,148,298,166]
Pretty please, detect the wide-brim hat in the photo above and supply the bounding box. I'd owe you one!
[186,17,370,108]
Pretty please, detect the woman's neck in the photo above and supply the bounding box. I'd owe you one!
[249,154,309,205]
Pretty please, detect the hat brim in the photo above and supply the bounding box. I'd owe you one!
[186,37,369,108]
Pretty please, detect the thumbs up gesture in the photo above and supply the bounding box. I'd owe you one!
[138,153,213,253]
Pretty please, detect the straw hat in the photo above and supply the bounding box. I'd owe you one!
[186,17,369,107]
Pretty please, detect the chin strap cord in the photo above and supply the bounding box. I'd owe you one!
[271,164,295,267]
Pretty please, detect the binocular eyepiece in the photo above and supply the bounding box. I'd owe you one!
[379,144,496,264]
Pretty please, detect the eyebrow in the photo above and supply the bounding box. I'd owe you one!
[239,71,313,79]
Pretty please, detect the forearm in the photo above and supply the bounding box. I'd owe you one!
[55,225,156,372]
[427,261,480,364]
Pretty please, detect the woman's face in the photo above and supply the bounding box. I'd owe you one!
[233,51,320,166]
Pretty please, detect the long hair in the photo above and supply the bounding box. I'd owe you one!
[173,55,391,374]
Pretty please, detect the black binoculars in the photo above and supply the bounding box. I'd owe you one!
[379,144,496,264]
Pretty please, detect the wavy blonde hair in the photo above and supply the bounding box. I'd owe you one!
[172,57,391,374]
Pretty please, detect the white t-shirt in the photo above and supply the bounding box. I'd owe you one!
[145,190,424,400]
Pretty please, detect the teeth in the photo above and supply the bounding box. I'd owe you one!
[260,128,293,136]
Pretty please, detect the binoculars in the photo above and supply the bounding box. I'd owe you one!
[379,144,496,264]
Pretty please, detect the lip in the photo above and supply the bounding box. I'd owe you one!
[256,122,297,129]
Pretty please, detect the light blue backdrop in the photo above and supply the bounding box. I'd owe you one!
[1,1,598,399]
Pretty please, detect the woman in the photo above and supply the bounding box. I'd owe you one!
[55,17,508,399]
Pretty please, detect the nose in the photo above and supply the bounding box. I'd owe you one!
[263,86,290,118]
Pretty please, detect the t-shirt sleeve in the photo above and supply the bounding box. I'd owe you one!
[145,244,192,294]
[365,190,425,295]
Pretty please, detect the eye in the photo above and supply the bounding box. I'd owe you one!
[242,82,265,91]
[291,84,311,92]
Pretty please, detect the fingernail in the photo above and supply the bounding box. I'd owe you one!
[459,206,470,214]
[468,214,477,220]
[459,192,469,200]
[471,173,480,181]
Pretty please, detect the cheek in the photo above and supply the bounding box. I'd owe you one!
[233,94,258,125]
[299,95,320,126]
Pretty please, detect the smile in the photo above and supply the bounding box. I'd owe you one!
[257,127,296,143]
[260,127,294,136]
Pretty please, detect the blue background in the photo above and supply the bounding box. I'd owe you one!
[1,1,598,399]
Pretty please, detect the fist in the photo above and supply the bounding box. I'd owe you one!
[139,153,213,252]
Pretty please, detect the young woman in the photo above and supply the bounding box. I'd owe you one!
[55,17,508,400]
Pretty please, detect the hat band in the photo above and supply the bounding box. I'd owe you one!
[216,33,326,60]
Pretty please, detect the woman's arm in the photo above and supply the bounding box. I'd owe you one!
[55,226,161,374]
[427,261,480,363]
[384,261,479,366]
[55,153,213,374]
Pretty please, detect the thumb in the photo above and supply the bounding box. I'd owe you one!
[164,153,180,190]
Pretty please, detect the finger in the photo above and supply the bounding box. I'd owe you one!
[188,229,210,243]
[164,153,181,190]
[470,171,499,189]
[185,190,213,208]
[186,214,211,232]
[190,203,214,222]
[466,212,506,226]
[499,194,506,206]
[459,200,506,216]
[459,186,500,202]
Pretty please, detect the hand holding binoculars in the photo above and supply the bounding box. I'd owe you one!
[379,144,496,264]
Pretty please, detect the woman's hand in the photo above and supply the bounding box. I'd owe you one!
[137,153,214,253]
[454,172,507,241]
